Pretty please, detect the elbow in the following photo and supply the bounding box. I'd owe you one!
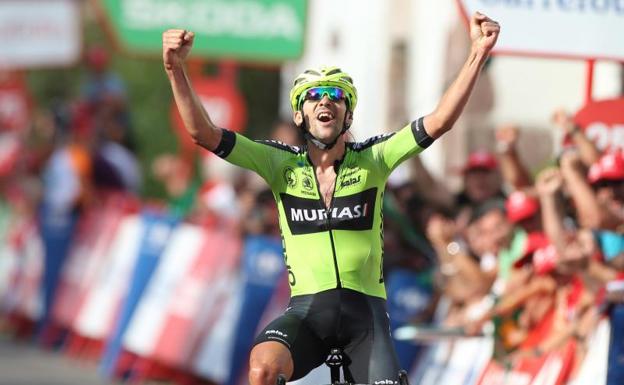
[189,131,204,146]
[423,114,453,139]
[190,128,221,151]
[189,131,211,150]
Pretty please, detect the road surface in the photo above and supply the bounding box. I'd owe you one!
[0,334,123,385]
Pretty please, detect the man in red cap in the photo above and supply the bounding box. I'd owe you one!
[557,151,624,231]
[505,190,541,233]
[455,150,506,210]
[588,151,624,217]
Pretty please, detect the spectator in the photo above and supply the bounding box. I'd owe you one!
[455,150,505,212]
[466,199,518,286]
[505,189,541,234]
[37,103,93,342]
[560,151,622,230]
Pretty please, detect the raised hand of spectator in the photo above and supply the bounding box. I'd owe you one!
[559,149,584,172]
[536,167,569,252]
[552,108,576,135]
[495,124,519,154]
[426,213,457,248]
[553,108,601,166]
[557,149,612,228]
[495,123,532,188]
[535,167,563,197]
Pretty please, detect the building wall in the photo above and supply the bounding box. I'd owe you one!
[280,0,392,140]
[282,0,622,187]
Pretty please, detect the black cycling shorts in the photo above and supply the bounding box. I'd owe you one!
[253,288,401,383]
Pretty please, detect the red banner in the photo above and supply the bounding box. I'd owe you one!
[574,98,624,152]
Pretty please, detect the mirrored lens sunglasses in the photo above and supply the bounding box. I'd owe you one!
[301,87,346,107]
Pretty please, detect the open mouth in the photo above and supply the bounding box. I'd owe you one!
[316,111,335,123]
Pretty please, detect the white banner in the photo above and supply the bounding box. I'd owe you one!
[123,224,205,356]
[458,0,624,60]
[0,0,81,69]
[74,215,143,339]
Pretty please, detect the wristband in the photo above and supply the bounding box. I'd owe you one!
[446,241,461,256]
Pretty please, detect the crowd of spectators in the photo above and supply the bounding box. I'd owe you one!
[381,111,623,383]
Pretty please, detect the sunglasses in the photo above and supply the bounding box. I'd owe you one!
[300,87,346,107]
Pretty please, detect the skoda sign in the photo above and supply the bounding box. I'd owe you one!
[96,0,306,62]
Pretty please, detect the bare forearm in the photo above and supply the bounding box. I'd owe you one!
[499,148,532,189]
[571,130,601,167]
[587,259,617,284]
[411,157,454,209]
[539,194,567,252]
[424,49,488,138]
[166,67,221,151]
[560,166,604,228]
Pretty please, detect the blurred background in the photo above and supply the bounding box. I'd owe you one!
[0,0,623,385]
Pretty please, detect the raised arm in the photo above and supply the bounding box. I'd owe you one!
[163,29,222,151]
[423,12,500,139]
[535,168,568,254]
[495,124,533,190]
[558,151,617,229]
[553,109,601,167]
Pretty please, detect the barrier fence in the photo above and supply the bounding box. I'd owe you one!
[0,195,613,385]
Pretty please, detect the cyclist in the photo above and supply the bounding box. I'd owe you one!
[163,11,499,385]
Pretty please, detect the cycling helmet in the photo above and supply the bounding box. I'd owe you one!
[289,66,358,112]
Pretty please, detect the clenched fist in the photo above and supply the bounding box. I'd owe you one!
[162,29,195,71]
[470,12,500,55]
[535,167,563,197]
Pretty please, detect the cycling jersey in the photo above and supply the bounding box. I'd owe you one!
[212,117,433,299]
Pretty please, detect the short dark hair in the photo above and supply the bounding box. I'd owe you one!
[469,198,507,224]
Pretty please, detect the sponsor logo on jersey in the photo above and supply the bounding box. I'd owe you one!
[283,167,297,188]
[337,167,363,190]
[340,174,361,188]
[280,188,377,235]
[265,329,291,347]
[265,329,288,338]
[302,175,314,191]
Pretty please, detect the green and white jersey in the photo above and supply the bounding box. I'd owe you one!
[212,117,433,299]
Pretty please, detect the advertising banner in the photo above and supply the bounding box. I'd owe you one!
[222,235,284,385]
[122,223,205,357]
[1,219,43,321]
[457,0,624,60]
[386,268,434,370]
[150,228,241,369]
[0,0,81,68]
[97,0,306,62]
[100,213,178,377]
[574,98,624,152]
[52,205,128,328]
[73,215,144,339]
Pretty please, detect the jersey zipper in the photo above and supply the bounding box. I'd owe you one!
[309,156,342,289]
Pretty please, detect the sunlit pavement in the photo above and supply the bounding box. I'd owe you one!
[0,334,123,385]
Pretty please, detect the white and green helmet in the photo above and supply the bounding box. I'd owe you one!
[289,66,358,112]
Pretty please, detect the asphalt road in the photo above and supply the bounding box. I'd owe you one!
[0,335,123,385]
